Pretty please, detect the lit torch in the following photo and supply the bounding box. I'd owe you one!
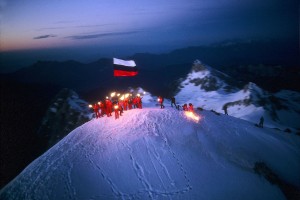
[185,111,201,122]
[88,104,92,108]
[114,105,119,109]
[111,92,116,97]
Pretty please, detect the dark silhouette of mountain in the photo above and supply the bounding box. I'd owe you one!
[2,38,299,101]
[0,79,60,189]
[128,38,299,69]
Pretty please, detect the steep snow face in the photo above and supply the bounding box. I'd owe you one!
[175,61,300,130]
[1,106,299,200]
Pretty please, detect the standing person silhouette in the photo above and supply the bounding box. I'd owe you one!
[171,97,176,108]
[258,116,264,128]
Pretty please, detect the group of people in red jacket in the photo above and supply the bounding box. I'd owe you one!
[89,93,143,120]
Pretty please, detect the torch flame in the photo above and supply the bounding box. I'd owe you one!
[114,105,119,109]
[111,92,116,97]
[185,111,201,122]
[88,104,92,108]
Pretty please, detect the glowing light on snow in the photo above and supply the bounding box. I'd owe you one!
[185,111,201,122]
[143,92,146,95]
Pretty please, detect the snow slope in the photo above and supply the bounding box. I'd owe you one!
[175,60,300,130]
[1,103,299,200]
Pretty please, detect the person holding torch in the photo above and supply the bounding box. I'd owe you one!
[114,103,120,119]
[89,103,100,118]
[158,96,165,109]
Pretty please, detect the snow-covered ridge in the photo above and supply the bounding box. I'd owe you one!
[175,60,300,131]
[1,107,299,199]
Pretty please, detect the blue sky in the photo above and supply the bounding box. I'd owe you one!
[0,0,298,71]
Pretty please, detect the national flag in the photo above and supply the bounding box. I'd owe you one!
[113,58,138,77]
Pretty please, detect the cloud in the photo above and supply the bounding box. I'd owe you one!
[36,27,66,31]
[33,34,57,39]
[66,31,139,40]
[36,24,113,31]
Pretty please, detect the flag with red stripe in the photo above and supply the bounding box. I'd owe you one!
[113,58,138,77]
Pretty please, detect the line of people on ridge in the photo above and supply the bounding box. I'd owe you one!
[89,94,143,120]
[157,96,194,112]
[159,96,265,128]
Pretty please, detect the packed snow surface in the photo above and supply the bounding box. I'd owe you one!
[1,103,299,200]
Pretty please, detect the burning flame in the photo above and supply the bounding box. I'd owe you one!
[111,92,116,97]
[185,111,201,122]
[88,104,92,108]
[114,105,119,109]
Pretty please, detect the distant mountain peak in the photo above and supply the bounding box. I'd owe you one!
[175,61,300,130]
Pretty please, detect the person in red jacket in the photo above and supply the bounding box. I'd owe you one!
[136,95,142,109]
[93,103,100,118]
[98,101,105,117]
[105,98,112,117]
[182,104,188,111]
[114,103,120,119]
[158,96,165,109]
[188,103,194,112]
[123,98,128,111]
[133,97,138,109]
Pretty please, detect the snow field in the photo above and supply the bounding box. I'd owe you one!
[0,106,299,200]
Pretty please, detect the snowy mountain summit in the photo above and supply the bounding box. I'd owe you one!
[1,104,299,200]
[175,60,300,131]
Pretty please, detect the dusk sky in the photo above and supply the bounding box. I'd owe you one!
[0,0,298,72]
